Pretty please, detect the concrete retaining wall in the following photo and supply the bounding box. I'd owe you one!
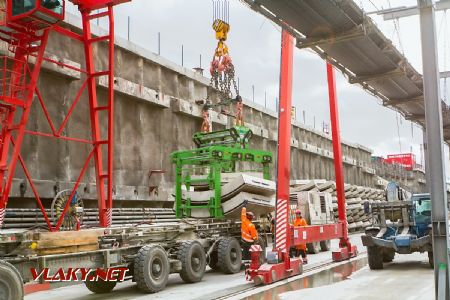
[7,15,376,207]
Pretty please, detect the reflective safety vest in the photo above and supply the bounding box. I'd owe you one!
[293,217,307,250]
[294,217,307,227]
[241,207,258,243]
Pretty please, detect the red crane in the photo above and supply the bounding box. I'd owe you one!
[0,0,129,231]
[246,30,357,285]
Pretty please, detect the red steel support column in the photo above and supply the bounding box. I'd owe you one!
[274,30,294,261]
[81,9,115,227]
[0,33,49,228]
[107,6,115,219]
[82,12,107,227]
[326,62,351,249]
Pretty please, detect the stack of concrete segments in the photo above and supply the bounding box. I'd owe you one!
[290,180,386,232]
[184,173,276,219]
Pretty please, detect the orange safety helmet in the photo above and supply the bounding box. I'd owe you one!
[246,211,255,220]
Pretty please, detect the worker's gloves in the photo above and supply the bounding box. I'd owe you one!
[243,200,248,207]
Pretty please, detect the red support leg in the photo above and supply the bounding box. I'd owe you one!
[0,32,50,228]
[246,29,302,286]
[80,7,115,227]
[275,29,295,258]
[326,62,358,261]
[107,8,115,219]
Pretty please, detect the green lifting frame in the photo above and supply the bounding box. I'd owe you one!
[171,126,273,218]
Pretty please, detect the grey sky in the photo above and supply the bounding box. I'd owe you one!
[67,0,450,175]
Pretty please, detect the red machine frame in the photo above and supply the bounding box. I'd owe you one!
[0,0,129,231]
[246,30,357,285]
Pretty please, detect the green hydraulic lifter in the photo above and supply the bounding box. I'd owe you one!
[171,126,273,218]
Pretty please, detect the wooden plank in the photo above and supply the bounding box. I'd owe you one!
[36,236,99,249]
[77,244,99,252]
[33,229,104,241]
[37,243,98,255]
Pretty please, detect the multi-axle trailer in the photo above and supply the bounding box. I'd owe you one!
[1,220,265,299]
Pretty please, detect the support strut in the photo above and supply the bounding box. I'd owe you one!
[274,29,295,256]
[80,7,115,227]
[326,62,358,261]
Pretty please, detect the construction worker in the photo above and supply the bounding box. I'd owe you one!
[291,209,308,264]
[241,200,258,260]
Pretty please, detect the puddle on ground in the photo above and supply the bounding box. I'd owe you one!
[244,258,368,300]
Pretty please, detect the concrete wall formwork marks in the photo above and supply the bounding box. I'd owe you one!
[7,19,376,207]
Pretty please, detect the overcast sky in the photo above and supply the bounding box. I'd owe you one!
[67,0,450,176]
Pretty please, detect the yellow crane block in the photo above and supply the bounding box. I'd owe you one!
[213,19,230,57]
[213,19,230,41]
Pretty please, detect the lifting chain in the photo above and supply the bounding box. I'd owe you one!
[200,2,242,132]
[209,59,239,102]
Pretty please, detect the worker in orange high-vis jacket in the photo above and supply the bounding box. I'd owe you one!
[291,209,308,264]
[241,200,258,260]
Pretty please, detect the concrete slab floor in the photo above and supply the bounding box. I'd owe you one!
[277,252,433,300]
[25,234,365,300]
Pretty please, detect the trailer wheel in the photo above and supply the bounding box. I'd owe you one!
[178,241,206,283]
[307,242,320,254]
[367,246,383,270]
[208,251,220,271]
[218,237,242,274]
[84,274,117,294]
[0,260,23,300]
[320,240,331,251]
[428,251,434,268]
[134,245,170,293]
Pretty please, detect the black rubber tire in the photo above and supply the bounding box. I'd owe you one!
[428,251,434,269]
[320,240,331,251]
[84,275,117,294]
[134,245,170,293]
[0,260,23,300]
[367,246,383,270]
[382,251,395,263]
[208,251,220,271]
[177,241,206,283]
[307,242,321,254]
[218,237,242,274]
